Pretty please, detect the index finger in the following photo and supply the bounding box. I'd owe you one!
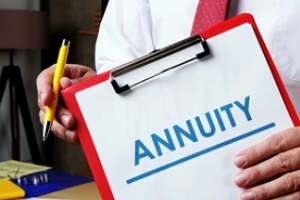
[234,127,300,168]
[36,65,56,107]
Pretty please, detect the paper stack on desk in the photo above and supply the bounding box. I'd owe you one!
[0,160,51,180]
[0,160,93,198]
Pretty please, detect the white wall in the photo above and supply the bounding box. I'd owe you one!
[0,0,42,162]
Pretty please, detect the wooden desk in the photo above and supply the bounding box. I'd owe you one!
[40,182,101,200]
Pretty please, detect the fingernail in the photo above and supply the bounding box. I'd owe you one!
[41,92,47,103]
[61,114,70,125]
[234,155,247,167]
[235,173,248,186]
[65,130,75,141]
[241,191,255,200]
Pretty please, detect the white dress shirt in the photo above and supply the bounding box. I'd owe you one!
[95,0,300,116]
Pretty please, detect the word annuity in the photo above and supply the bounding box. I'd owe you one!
[134,96,252,166]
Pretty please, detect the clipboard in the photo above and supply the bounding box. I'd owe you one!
[61,13,300,200]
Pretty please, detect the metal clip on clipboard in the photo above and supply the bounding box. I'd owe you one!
[110,35,210,94]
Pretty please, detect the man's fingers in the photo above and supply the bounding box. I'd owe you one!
[235,147,300,187]
[50,120,78,143]
[234,128,300,199]
[36,65,56,107]
[39,108,78,143]
[234,128,300,168]
[239,170,300,200]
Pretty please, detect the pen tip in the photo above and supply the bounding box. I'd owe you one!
[42,121,52,141]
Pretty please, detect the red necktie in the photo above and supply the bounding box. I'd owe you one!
[191,0,229,35]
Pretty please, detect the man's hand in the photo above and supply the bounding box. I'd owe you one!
[234,127,300,200]
[37,64,96,143]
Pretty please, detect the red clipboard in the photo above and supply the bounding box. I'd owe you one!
[61,13,300,199]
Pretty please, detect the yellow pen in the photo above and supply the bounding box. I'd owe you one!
[43,39,70,141]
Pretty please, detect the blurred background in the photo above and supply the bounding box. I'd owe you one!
[0,0,108,177]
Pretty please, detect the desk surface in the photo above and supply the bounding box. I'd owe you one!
[40,181,101,200]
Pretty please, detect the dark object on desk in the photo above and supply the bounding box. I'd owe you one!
[12,170,93,198]
[0,10,48,164]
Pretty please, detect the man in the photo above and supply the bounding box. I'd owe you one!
[37,0,300,199]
